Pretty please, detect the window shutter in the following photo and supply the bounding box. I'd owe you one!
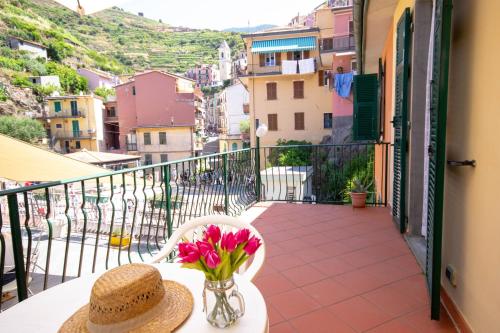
[303,50,310,59]
[268,114,278,131]
[353,74,378,141]
[293,81,304,99]
[318,70,325,86]
[287,52,293,60]
[294,112,304,130]
[267,82,277,100]
[259,54,265,67]
[276,52,282,66]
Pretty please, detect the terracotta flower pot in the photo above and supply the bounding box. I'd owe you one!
[350,192,367,208]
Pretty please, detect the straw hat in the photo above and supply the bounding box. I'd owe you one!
[59,263,193,333]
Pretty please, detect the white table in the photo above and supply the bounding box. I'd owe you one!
[0,263,269,333]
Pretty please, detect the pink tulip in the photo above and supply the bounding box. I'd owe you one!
[221,232,237,252]
[205,250,221,269]
[178,242,200,263]
[196,240,214,256]
[235,228,250,245]
[204,225,221,244]
[243,236,262,255]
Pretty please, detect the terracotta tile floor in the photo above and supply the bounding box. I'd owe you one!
[252,203,457,333]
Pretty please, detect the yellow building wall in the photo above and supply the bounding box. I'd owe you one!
[440,0,500,331]
[135,127,193,164]
[219,138,243,152]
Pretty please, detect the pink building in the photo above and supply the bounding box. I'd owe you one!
[115,71,196,161]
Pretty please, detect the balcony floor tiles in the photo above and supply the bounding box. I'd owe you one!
[252,203,456,332]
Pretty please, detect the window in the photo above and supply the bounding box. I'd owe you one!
[143,132,151,145]
[107,107,116,117]
[268,114,278,131]
[144,154,153,165]
[231,143,238,151]
[294,113,305,130]
[75,141,81,149]
[351,59,358,73]
[353,74,379,141]
[318,70,329,87]
[255,118,260,129]
[266,82,277,100]
[264,53,276,66]
[54,101,62,113]
[56,123,62,129]
[159,132,167,145]
[322,38,334,51]
[132,86,136,95]
[160,154,168,163]
[293,81,304,99]
[349,20,354,34]
[324,113,333,129]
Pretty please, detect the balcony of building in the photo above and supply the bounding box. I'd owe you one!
[0,144,457,332]
[240,58,318,78]
[328,0,353,10]
[38,108,87,119]
[320,35,355,53]
[52,130,96,140]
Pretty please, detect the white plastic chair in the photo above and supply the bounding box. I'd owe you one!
[150,215,265,281]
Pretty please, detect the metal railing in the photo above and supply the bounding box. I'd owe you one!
[321,35,355,53]
[53,130,95,140]
[328,0,353,9]
[39,109,87,119]
[0,143,389,309]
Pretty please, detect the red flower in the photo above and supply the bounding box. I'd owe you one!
[235,228,250,245]
[205,250,221,269]
[204,225,221,244]
[196,240,214,256]
[178,242,200,263]
[221,232,237,252]
[243,236,262,255]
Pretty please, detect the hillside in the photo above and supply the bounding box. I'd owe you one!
[223,24,277,34]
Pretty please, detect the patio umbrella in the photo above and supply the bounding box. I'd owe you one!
[53,0,129,15]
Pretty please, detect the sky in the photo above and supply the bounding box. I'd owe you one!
[119,0,324,30]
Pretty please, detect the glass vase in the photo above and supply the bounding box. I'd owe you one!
[202,276,245,328]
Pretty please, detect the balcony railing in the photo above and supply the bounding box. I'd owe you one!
[241,58,317,77]
[328,0,353,9]
[126,143,138,151]
[0,143,388,309]
[321,35,355,53]
[39,109,86,119]
[53,130,95,140]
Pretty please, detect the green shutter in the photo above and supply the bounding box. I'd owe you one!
[426,0,453,321]
[353,74,378,141]
[392,8,411,234]
[54,101,61,112]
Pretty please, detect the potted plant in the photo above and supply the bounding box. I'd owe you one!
[349,176,373,208]
[110,228,131,248]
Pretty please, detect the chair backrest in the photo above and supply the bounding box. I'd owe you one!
[149,215,265,281]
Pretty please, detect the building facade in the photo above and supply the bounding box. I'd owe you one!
[28,75,61,88]
[218,40,232,82]
[42,95,105,153]
[240,26,333,147]
[115,71,196,165]
[7,36,47,59]
[77,68,121,91]
[218,83,250,152]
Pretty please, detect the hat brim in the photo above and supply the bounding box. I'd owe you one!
[58,280,193,333]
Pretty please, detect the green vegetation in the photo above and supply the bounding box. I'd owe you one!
[268,139,313,166]
[0,115,46,143]
[45,62,88,94]
[0,85,8,101]
[239,119,250,134]
[11,73,33,88]
[94,86,115,99]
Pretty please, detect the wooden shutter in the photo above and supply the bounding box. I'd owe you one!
[259,54,265,67]
[293,81,304,99]
[303,50,310,59]
[392,8,411,234]
[426,0,453,321]
[294,112,304,130]
[318,70,325,86]
[276,52,282,66]
[287,52,293,60]
[266,82,277,100]
[268,114,278,131]
[353,74,378,141]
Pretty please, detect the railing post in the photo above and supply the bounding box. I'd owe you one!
[223,154,229,215]
[163,165,172,238]
[255,138,261,202]
[7,194,28,301]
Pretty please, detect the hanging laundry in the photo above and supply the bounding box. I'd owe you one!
[298,58,315,74]
[334,72,354,98]
[282,60,298,75]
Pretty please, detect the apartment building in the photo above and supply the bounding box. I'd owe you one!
[240,26,333,147]
[41,95,105,153]
[217,83,250,152]
[77,68,121,91]
[115,71,196,165]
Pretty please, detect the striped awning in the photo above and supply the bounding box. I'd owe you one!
[251,37,317,54]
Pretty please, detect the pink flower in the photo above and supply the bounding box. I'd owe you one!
[196,240,214,256]
[178,242,200,263]
[204,225,221,244]
[205,250,221,269]
[235,228,250,245]
[220,232,237,252]
[243,236,262,255]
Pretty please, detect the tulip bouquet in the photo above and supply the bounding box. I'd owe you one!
[177,225,262,281]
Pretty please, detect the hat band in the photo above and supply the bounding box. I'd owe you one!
[86,295,169,333]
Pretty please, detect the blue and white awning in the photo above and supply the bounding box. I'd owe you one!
[251,37,317,54]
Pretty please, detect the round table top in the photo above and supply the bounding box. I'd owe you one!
[0,263,268,333]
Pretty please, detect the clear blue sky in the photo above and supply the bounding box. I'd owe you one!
[120,0,324,30]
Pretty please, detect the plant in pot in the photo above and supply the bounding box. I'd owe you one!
[348,176,373,208]
[110,228,131,248]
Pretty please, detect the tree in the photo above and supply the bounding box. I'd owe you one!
[239,119,250,134]
[46,62,88,94]
[0,116,46,143]
[267,139,313,166]
[94,87,115,99]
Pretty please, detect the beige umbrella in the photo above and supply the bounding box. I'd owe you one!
[53,0,129,15]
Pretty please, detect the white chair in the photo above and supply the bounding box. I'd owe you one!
[150,215,265,281]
